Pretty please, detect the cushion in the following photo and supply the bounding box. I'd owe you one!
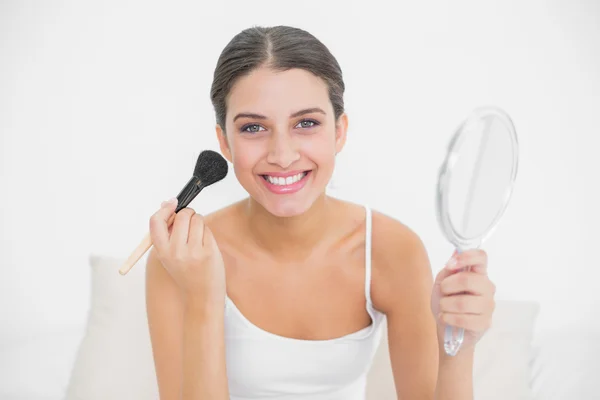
[530,328,600,400]
[366,301,540,400]
[472,300,539,399]
[65,253,158,400]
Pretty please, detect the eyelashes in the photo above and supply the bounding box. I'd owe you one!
[240,119,321,134]
[296,119,319,129]
[240,124,265,134]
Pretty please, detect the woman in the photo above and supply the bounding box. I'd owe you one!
[146,25,496,400]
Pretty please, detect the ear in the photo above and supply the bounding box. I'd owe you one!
[216,124,233,163]
[334,113,348,155]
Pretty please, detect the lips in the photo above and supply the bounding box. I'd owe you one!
[262,171,307,186]
[259,170,312,194]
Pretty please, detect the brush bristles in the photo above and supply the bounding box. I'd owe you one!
[193,150,228,186]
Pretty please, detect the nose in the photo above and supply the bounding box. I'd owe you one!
[266,130,300,169]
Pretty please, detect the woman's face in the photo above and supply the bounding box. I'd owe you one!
[217,67,347,217]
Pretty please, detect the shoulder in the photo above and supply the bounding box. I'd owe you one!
[202,200,245,233]
[369,210,433,314]
[201,199,250,254]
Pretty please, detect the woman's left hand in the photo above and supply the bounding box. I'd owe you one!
[431,249,496,353]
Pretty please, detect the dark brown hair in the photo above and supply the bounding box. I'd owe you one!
[210,26,345,133]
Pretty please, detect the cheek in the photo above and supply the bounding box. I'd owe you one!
[230,138,261,169]
[229,138,266,184]
[300,134,336,169]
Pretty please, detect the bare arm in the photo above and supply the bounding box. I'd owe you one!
[146,247,185,399]
[147,203,230,399]
[371,212,474,399]
[146,246,229,400]
[434,349,474,400]
[181,296,228,399]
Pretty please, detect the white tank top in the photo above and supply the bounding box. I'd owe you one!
[224,206,386,400]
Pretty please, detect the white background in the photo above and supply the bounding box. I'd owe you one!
[1,0,599,346]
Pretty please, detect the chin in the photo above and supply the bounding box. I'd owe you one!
[265,199,313,218]
[257,187,323,218]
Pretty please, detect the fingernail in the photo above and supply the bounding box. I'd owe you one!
[446,256,457,269]
[162,198,177,208]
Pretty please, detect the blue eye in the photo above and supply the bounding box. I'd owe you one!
[296,119,320,129]
[240,119,319,133]
[241,124,265,134]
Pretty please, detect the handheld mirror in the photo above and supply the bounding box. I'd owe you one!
[435,106,519,356]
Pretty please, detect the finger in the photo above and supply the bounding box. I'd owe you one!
[440,312,492,332]
[447,249,487,273]
[171,208,195,254]
[434,250,460,287]
[188,213,205,247]
[439,294,490,315]
[440,272,494,296]
[149,198,178,254]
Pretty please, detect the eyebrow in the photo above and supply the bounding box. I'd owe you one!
[232,107,326,122]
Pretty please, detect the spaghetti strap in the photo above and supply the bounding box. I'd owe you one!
[364,206,373,307]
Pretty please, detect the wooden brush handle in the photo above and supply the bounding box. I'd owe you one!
[118,212,177,275]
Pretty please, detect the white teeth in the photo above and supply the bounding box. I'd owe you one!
[265,172,307,186]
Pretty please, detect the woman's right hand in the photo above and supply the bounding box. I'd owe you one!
[149,198,226,307]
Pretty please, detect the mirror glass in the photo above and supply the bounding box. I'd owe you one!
[446,111,518,242]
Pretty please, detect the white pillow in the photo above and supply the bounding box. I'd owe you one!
[530,328,600,400]
[65,253,159,400]
[366,301,540,400]
[472,300,540,399]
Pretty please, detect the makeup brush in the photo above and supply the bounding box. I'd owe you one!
[118,150,228,275]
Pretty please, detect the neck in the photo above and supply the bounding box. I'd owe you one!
[243,194,334,262]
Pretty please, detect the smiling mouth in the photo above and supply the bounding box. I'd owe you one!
[260,171,310,186]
